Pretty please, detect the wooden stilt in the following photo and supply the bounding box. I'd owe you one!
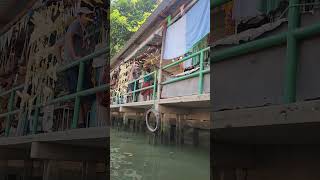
[43,160,59,180]
[170,124,175,144]
[0,160,8,180]
[82,161,96,180]
[193,128,200,147]
[23,160,33,180]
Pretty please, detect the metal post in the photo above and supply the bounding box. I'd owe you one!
[284,0,300,103]
[153,71,157,100]
[211,33,287,63]
[133,80,137,102]
[198,51,204,94]
[72,62,85,129]
[156,22,168,111]
[5,91,15,136]
[167,15,172,26]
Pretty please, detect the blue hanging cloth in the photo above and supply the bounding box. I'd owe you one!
[163,0,210,60]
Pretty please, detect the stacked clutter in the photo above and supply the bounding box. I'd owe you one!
[111,46,161,104]
[0,0,108,135]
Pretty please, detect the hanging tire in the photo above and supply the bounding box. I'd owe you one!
[145,108,160,133]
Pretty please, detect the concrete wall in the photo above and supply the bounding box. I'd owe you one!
[212,13,320,111]
[162,73,210,98]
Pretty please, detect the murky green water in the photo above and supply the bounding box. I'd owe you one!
[111,128,210,180]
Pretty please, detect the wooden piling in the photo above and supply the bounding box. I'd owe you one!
[193,128,200,147]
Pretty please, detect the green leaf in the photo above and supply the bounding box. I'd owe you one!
[110,0,159,57]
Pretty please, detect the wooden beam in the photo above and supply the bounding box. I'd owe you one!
[0,0,38,35]
[110,107,120,112]
[0,127,109,146]
[121,100,154,108]
[23,160,33,179]
[119,107,146,113]
[184,119,210,129]
[30,142,106,162]
[0,160,8,175]
[213,99,320,129]
[82,161,97,180]
[188,112,210,121]
[43,160,59,180]
[159,94,210,105]
[0,148,29,160]
[158,105,190,114]
[213,144,255,168]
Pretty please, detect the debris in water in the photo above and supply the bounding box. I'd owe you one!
[124,152,133,157]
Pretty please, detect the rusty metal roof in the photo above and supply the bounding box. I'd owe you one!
[110,0,191,68]
[0,0,37,34]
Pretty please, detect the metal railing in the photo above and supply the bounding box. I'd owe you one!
[161,47,210,95]
[0,46,109,136]
[111,71,157,104]
[110,47,210,106]
[211,0,320,104]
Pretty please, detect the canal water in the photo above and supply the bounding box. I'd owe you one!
[111,128,210,180]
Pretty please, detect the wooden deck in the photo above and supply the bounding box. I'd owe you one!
[111,93,210,110]
[0,127,109,162]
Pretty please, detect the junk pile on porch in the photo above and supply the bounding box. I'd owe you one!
[0,0,108,136]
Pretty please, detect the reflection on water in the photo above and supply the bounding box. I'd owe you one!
[111,129,210,180]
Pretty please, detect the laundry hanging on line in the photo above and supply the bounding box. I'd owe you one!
[163,0,210,60]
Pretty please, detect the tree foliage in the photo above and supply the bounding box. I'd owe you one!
[110,0,158,57]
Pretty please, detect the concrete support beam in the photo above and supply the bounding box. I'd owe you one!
[30,142,106,162]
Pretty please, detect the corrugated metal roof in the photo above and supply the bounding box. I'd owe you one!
[110,0,190,68]
[0,0,36,33]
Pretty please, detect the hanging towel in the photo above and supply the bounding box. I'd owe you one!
[163,0,210,60]
[163,16,187,60]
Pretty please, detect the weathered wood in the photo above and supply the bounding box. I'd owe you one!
[23,160,33,180]
[193,128,199,147]
[184,119,210,129]
[0,148,29,160]
[43,160,59,180]
[213,99,320,129]
[0,127,109,146]
[159,93,210,105]
[158,105,190,114]
[0,160,8,176]
[30,142,106,162]
[82,161,97,180]
[119,107,146,113]
[213,144,255,168]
